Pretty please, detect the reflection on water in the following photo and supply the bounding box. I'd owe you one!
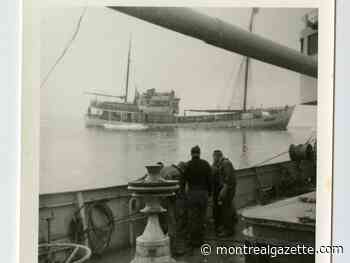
[240,131,250,169]
[40,119,315,194]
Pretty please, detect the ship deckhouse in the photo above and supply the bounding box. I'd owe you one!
[299,9,318,105]
[137,88,180,115]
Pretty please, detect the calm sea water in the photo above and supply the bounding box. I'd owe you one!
[40,118,315,194]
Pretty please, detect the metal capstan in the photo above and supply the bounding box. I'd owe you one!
[108,7,317,78]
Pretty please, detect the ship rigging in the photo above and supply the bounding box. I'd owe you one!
[85,9,297,131]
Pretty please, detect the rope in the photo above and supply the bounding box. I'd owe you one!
[229,58,246,109]
[305,130,317,144]
[68,197,144,255]
[251,150,289,167]
[250,130,317,168]
[38,243,91,263]
[86,202,115,254]
[69,201,115,255]
[41,5,88,88]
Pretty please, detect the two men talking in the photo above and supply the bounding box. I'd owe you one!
[160,145,237,254]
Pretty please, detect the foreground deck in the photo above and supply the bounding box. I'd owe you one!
[87,191,315,263]
[39,159,315,263]
[88,219,246,263]
[88,246,245,263]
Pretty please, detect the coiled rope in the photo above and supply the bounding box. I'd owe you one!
[68,197,145,255]
[251,130,316,167]
[69,201,115,255]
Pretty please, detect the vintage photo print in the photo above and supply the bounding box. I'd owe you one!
[20,1,335,263]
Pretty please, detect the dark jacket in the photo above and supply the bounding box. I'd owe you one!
[213,158,236,191]
[160,164,186,194]
[184,157,212,195]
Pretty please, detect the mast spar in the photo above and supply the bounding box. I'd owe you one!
[242,8,259,112]
[124,36,132,103]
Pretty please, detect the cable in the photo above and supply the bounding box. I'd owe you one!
[86,202,115,255]
[40,5,88,88]
[251,150,289,167]
[229,58,245,109]
[305,130,317,144]
[250,129,317,168]
[217,60,236,108]
[68,201,115,255]
[68,198,143,255]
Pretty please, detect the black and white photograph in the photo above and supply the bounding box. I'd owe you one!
[37,4,327,263]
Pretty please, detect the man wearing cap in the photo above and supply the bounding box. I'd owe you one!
[212,150,237,237]
[159,162,188,255]
[183,145,212,248]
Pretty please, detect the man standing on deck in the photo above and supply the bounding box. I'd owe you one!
[212,150,237,237]
[184,145,212,248]
[159,162,188,255]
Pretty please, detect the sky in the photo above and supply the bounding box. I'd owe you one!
[40,6,316,126]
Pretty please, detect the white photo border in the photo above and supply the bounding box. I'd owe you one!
[20,0,335,262]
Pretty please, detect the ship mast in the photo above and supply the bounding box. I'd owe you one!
[124,36,132,103]
[242,8,259,112]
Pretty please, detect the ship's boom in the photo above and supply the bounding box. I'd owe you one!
[108,7,317,78]
[185,109,242,113]
[85,91,125,99]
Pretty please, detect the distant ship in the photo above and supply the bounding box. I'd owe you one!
[85,88,294,130]
[85,9,296,131]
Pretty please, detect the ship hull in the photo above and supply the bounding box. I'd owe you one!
[39,159,315,261]
[85,106,295,131]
